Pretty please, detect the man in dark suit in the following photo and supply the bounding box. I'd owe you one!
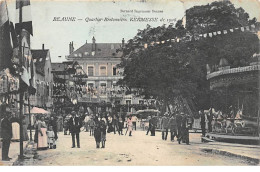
[199,110,206,137]
[68,111,82,148]
[175,111,182,141]
[1,112,13,161]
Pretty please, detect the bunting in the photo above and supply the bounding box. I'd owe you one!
[143,24,258,49]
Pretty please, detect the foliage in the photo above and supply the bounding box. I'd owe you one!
[118,0,259,113]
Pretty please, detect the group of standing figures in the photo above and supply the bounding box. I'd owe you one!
[63,111,135,149]
[34,116,59,150]
[147,112,190,145]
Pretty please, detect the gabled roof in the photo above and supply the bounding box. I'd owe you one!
[68,43,123,58]
[31,49,49,76]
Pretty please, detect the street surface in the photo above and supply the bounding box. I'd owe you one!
[32,130,256,166]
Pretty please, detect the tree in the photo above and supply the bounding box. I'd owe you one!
[118,0,259,114]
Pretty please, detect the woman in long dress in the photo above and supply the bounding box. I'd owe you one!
[22,116,29,141]
[37,116,48,149]
[127,116,133,136]
[57,115,63,132]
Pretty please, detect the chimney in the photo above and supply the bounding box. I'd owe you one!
[69,42,72,54]
[42,44,44,50]
[122,38,125,48]
[86,40,87,44]
[92,36,96,51]
[71,41,74,52]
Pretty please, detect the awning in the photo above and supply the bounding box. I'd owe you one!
[30,107,50,114]
[136,109,160,114]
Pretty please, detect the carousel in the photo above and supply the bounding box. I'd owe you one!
[206,55,260,143]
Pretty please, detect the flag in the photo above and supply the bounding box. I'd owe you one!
[15,0,33,36]
[241,27,245,32]
[213,32,217,36]
[217,31,221,34]
[209,33,213,37]
[246,26,250,31]
[223,30,227,34]
[0,0,13,72]
[20,32,31,86]
[182,15,186,28]
[230,29,234,32]
[203,34,207,38]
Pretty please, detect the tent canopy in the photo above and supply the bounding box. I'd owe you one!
[136,109,160,114]
[30,107,50,114]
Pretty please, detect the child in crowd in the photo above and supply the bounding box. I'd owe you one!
[47,126,56,149]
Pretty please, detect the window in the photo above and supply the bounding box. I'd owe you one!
[139,100,144,105]
[88,66,94,76]
[100,66,107,76]
[100,83,106,87]
[113,67,117,76]
[88,83,94,88]
[100,83,106,94]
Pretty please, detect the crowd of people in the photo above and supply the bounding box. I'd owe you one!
[146,112,191,145]
[1,109,193,161]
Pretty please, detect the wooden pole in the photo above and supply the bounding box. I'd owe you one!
[18,1,24,160]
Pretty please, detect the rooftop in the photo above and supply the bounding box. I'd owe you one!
[67,42,123,59]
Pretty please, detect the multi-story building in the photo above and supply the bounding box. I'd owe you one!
[31,44,53,110]
[66,37,151,114]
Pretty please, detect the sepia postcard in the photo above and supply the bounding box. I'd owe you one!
[0,0,260,167]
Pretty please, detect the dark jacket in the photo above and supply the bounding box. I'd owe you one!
[49,119,57,131]
[168,117,177,131]
[68,116,82,133]
[200,113,206,126]
[176,114,182,127]
[181,115,188,129]
[1,117,12,140]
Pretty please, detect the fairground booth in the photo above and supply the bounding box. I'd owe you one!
[206,55,260,144]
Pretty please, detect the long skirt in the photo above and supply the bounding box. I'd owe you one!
[12,122,20,140]
[127,125,133,132]
[101,132,106,141]
[57,122,62,132]
[94,129,101,143]
[23,125,29,141]
[38,128,48,148]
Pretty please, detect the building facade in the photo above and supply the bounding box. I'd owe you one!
[31,44,53,110]
[66,37,149,114]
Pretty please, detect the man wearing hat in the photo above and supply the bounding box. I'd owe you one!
[178,112,190,145]
[175,111,182,141]
[1,111,13,161]
[161,113,169,140]
[68,111,82,148]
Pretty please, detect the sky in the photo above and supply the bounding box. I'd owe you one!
[5,0,260,63]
